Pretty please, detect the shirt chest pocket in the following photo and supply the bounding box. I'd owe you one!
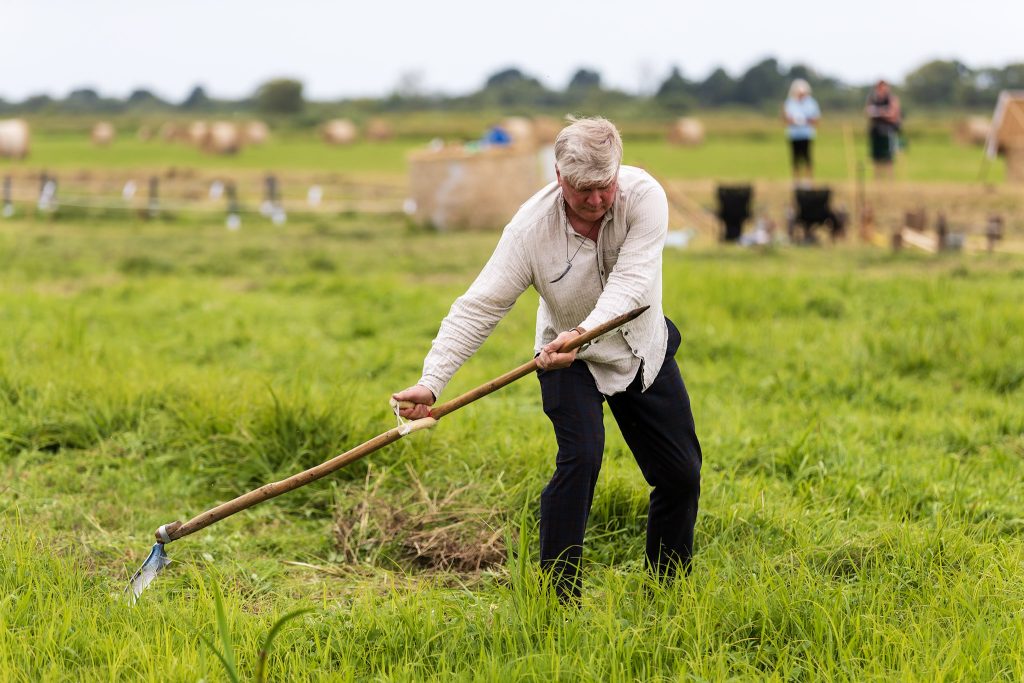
[599,247,619,279]
[598,221,627,278]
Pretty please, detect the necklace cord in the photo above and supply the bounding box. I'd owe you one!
[554,219,599,279]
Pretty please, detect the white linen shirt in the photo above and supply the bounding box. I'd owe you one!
[418,165,669,399]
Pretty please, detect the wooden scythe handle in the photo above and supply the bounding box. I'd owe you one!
[156,305,650,543]
[427,305,650,419]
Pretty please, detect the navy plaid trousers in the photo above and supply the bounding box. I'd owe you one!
[536,317,702,599]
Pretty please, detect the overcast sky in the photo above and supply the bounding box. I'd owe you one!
[1,0,1021,102]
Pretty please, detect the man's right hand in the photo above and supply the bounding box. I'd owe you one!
[537,328,583,370]
[392,385,435,419]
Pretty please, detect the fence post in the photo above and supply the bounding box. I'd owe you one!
[2,176,12,218]
[263,173,286,225]
[37,173,57,212]
[307,185,322,207]
[263,174,277,210]
[226,181,241,230]
[148,176,160,218]
[935,212,948,251]
[984,214,1003,253]
[37,171,49,212]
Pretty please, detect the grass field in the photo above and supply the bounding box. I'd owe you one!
[2,211,1023,680]
[4,116,1018,250]
[0,116,1004,184]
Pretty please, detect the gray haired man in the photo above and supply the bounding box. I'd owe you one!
[394,116,702,600]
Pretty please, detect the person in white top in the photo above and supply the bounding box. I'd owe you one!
[783,78,821,184]
[394,116,702,600]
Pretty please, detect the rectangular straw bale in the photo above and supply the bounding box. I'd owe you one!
[1006,145,1024,183]
[408,146,543,231]
[996,99,1024,146]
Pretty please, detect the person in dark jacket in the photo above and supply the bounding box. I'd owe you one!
[865,80,902,178]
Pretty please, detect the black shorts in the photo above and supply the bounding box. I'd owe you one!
[790,138,812,168]
[870,129,894,162]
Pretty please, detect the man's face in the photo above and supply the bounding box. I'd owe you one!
[556,170,618,223]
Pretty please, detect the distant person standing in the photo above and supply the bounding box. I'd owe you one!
[783,79,820,184]
[865,80,902,178]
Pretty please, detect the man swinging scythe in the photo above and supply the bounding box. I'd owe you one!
[394,116,703,601]
[128,118,700,603]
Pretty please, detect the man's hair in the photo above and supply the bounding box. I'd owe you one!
[788,78,811,99]
[554,115,622,189]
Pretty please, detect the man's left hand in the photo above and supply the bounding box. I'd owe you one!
[537,329,582,370]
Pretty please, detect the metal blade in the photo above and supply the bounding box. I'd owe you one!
[126,543,171,602]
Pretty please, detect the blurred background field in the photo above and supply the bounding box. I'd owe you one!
[3,112,1021,250]
[0,112,1008,183]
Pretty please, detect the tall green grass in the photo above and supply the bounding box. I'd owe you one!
[1,214,1022,680]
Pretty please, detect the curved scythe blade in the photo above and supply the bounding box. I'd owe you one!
[126,543,171,602]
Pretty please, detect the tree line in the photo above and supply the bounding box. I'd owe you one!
[1,57,1020,118]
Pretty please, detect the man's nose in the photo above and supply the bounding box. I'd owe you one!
[585,190,603,206]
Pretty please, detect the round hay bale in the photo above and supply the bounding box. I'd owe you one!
[533,116,565,144]
[160,122,185,143]
[953,116,990,146]
[323,119,358,145]
[668,117,705,146]
[0,119,30,159]
[202,121,242,155]
[137,125,154,142]
[365,117,394,141]
[500,116,536,147]
[187,120,210,146]
[243,120,270,145]
[91,121,116,146]
[408,145,543,231]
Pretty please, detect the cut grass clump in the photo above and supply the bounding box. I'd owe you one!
[118,255,176,276]
[333,467,506,573]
